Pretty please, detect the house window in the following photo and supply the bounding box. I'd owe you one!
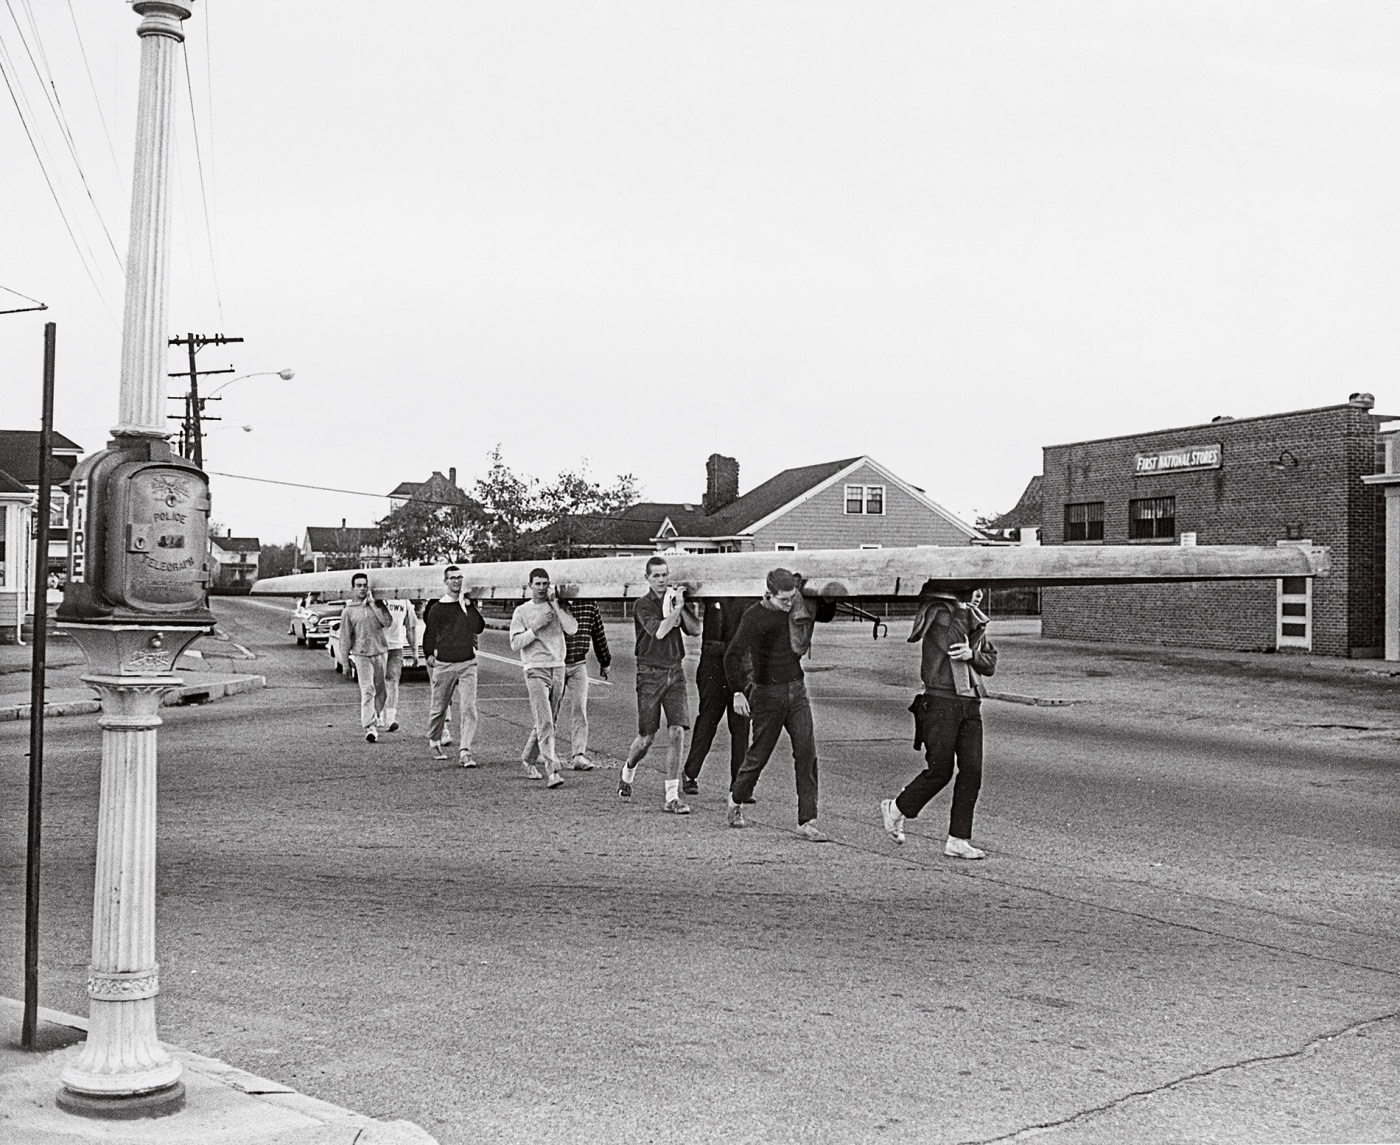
[844,484,885,514]
[1129,496,1176,540]
[775,543,797,552]
[48,490,66,529]
[1064,502,1104,542]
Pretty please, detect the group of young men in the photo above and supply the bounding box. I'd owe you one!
[338,555,998,856]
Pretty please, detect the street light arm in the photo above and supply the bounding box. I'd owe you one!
[205,368,295,400]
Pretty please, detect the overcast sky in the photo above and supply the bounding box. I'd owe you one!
[3,2,1399,544]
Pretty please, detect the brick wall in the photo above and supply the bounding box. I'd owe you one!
[751,463,974,551]
[1041,403,1384,656]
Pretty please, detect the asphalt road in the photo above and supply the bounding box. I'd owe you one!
[2,597,1397,1144]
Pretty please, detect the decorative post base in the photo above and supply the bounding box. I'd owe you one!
[57,625,204,1119]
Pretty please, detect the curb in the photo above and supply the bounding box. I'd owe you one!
[5,1001,438,1144]
[987,690,1082,707]
[0,675,265,723]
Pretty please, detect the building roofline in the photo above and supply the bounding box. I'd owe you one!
[1044,401,1387,451]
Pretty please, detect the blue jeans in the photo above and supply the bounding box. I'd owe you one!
[730,680,818,825]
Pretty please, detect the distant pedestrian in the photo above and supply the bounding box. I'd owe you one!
[422,566,487,766]
[681,597,757,796]
[880,582,998,859]
[337,572,392,743]
[381,597,417,734]
[510,568,578,788]
[724,569,828,841]
[620,555,701,812]
[556,597,611,770]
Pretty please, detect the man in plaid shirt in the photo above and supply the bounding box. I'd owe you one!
[560,598,611,769]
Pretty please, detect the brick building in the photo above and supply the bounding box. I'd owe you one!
[1039,395,1386,657]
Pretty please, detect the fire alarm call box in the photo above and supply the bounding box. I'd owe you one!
[58,440,215,626]
[104,461,211,613]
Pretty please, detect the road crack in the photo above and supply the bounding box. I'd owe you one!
[960,1010,1400,1144]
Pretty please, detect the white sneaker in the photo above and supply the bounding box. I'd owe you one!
[795,822,828,843]
[459,749,477,768]
[523,762,542,780]
[880,799,905,845]
[944,836,985,860]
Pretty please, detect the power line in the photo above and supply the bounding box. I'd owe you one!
[181,41,223,325]
[206,470,477,511]
[0,33,117,323]
[64,0,124,194]
[5,0,125,275]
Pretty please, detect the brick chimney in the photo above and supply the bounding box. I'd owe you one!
[449,467,457,486]
[703,454,739,515]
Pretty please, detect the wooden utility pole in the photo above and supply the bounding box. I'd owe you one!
[167,332,241,467]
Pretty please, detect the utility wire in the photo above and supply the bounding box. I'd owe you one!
[64,0,124,193]
[182,41,223,325]
[206,471,480,511]
[6,0,124,275]
[0,34,117,323]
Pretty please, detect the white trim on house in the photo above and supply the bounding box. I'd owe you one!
[742,456,979,539]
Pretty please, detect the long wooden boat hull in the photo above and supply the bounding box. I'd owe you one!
[250,544,1330,602]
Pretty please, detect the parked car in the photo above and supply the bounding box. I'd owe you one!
[289,594,345,648]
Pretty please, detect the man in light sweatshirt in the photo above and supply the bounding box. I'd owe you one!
[509,568,578,788]
[337,572,393,743]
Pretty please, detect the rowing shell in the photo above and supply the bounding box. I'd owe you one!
[250,544,1329,602]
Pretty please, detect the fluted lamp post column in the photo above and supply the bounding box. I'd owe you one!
[56,0,202,1120]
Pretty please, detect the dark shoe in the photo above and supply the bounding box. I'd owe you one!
[681,775,699,795]
[618,780,632,799]
[365,729,378,743]
[387,721,400,733]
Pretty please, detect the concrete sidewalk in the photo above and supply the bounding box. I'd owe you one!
[0,999,437,1143]
[0,671,265,722]
[0,623,264,721]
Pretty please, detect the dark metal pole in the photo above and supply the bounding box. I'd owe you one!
[187,333,203,469]
[23,321,57,1049]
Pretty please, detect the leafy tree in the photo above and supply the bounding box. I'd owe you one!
[537,465,642,557]
[322,526,372,571]
[469,446,546,563]
[260,542,300,578]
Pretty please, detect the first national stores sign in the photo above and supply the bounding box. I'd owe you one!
[1134,443,1222,475]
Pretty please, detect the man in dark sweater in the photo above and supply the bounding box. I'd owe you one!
[681,597,757,794]
[422,565,487,766]
[723,568,827,841]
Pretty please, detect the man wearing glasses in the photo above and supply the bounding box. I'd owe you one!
[422,566,487,765]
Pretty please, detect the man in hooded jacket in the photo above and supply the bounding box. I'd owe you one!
[880,582,998,858]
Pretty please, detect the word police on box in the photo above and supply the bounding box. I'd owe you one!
[1134,443,1222,475]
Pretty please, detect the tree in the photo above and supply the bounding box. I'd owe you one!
[536,465,642,557]
[469,446,546,562]
[322,526,371,571]
[260,542,300,579]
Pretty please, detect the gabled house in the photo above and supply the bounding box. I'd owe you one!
[0,429,84,576]
[0,467,35,642]
[388,468,469,508]
[982,475,1043,544]
[299,521,393,573]
[542,454,979,557]
[209,532,262,593]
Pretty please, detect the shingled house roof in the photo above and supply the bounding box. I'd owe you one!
[982,476,1043,531]
[678,457,862,537]
[0,468,31,495]
[0,430,83,485]
[211,536,261,552]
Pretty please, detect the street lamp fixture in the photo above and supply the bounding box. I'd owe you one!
[205,367,295,400]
